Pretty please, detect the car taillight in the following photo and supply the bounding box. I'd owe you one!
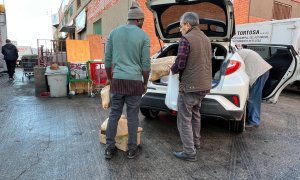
[225,60,241,75]
[170,110,177,116]
[224,95,240,107]
[232,95,240,107]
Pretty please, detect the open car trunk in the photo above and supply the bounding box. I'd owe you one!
[147,0,235,90]
[151,43,228,88]
[147,0,235,42]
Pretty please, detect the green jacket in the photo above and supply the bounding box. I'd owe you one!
[104,24,150,81]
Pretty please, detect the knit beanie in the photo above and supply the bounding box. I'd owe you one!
[128,1,144,20]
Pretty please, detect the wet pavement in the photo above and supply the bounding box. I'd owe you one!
[0,69,300,180]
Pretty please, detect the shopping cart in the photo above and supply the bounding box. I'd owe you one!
[21,55,38,82]
[67,62,92,98]
[89,60,107,97]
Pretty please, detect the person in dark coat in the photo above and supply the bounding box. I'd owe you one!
[2,39,18,80]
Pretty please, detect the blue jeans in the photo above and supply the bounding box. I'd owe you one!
[106,93,141,150]
[247,71,269,125]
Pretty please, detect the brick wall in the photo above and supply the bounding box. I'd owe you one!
[249,16,268,23]
[234,0,250,24]
[138,0,160,55]
[234,0,270,24]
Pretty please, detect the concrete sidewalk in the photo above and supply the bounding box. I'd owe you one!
[0,68,300,179]
[0,69,112,179]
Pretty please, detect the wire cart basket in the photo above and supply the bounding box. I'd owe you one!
[21,55,38,82]
[67,62,92,98]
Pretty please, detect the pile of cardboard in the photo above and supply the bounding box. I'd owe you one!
[99,115,142,151]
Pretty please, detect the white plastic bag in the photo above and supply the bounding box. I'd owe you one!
[165,72,179,111]
[101,85,110,110]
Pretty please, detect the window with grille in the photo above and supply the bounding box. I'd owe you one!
[272,1,292,20]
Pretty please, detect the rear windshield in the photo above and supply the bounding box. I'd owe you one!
[159,2,227,39]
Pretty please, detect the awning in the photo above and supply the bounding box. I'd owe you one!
[60,26,76,33]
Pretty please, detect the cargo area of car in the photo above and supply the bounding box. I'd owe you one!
[152,43,228,87]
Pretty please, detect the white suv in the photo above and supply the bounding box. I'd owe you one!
[141,0,299,132]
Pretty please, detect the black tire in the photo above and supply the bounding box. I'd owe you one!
[229,107,246,133]
[140,108,159,119]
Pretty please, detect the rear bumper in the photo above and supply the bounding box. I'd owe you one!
[141,92,244,121]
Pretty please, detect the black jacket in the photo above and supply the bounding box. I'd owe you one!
[2,43,19,61]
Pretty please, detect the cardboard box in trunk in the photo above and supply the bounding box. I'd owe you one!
[150,56,176,81]
[99,116,142,151]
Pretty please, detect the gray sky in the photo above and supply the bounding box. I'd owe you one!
[5,0,62,48]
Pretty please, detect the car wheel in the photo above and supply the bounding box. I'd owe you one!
[140,108,159,119]
[229,107,246,133]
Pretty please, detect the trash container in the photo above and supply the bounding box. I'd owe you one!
[45,66,68,97]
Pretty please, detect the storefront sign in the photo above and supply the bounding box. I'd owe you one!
[87,0,120,23]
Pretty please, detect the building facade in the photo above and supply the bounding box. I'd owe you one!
[235,0,300,24]
[52,0,300,56]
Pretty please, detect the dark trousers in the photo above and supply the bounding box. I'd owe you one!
[106,93,141,150]
[5,60,17,78]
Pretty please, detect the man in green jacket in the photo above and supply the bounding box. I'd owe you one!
[104,1,150,159]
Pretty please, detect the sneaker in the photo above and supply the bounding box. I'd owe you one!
[104,147,117,159]
[127,146,140,159]
[173,151,197,162]
[245,122,259,128]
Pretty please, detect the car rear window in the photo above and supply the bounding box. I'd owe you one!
[159,2,227,38]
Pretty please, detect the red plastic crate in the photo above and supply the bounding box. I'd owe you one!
[89,61,107,87]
